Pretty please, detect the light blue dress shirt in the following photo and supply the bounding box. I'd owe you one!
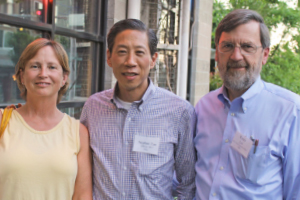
[194,77,300,200]
[81,80,196,200]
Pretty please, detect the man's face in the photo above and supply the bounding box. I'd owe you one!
[107,29,157,101]
[215,20,269,92]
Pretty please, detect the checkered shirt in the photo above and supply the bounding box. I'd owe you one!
[80,80,196,200]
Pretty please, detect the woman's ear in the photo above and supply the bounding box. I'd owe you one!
[20,69,24,85]
[62,73,68,87]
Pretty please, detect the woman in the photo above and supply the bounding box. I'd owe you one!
[0,38,92,200]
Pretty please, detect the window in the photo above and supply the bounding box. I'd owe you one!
[141,0,181,92]
[0,0,108,119]
[0,24,42,104]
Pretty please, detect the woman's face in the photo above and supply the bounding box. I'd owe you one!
[21,46,68,101]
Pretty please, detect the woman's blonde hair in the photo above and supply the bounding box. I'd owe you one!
[15,38,70,104]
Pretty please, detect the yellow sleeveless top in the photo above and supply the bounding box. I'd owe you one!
[0,109,80,200]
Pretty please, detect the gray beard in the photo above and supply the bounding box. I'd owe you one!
[223,69,256,91]
[219,61,259,92]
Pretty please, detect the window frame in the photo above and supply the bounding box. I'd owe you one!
[0,0,108,110]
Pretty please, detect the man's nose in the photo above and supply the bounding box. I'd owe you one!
[125,53,137,67]
[230,46,244,61]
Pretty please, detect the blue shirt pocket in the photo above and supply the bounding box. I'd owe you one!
[230,145,270,184]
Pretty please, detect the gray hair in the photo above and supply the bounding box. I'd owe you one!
[215,9,270,48]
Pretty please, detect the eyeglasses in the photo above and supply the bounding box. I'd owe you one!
[218,42,263,55]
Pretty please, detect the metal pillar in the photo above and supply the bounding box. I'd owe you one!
[177,0,191,99]
[127,0,141,19]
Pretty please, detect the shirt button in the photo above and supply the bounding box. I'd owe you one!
[220,166,224,170]
[212,192,217,196]
[122,192,125,196]
[225,139,229,143]
[244,107,247,111]
[123,166,127,170]
[128,117,131,121]
[125,142,129,145]
[231,113,235,116]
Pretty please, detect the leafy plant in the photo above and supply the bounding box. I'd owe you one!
[211,0,300,95]
[210,72,223,91]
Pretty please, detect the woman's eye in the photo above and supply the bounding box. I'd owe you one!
[31,65,38,68]
[49,66,56,69]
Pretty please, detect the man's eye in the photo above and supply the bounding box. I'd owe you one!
[223,43,234,48]
[241,44,255,52]
[49,66,56,69]
[220,43,234,52]
[31,65,38,68]
[241,44,254,49]
[118,50,127,54]
[136,51,145,55]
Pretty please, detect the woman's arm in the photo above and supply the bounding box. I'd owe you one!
[72,123,93,200]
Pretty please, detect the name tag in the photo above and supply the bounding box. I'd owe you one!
[230,131,252,158]
[132,135,160,155]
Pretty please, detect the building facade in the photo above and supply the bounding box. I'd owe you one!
[0,0,212,117]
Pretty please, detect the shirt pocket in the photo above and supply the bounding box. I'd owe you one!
[136,131,176,176]
[229,145,271,184]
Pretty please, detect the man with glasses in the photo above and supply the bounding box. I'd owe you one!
[194,9,300,199]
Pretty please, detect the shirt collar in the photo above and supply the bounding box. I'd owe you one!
[240,76,264,101]
[217,86,230,108]
[217,76,265,112]
[110,78,156,111]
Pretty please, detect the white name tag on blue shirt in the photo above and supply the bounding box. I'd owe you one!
[133,135,160,155]
[230,131,253,158]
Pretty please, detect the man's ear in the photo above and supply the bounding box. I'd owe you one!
[107,49,112,67]
[150,52,158,69]
[262,47,270,65]
[215,47,219,62]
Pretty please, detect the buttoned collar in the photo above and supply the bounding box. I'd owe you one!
[110,78,156,111]
[217,76,265,113]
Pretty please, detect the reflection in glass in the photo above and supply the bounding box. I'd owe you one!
[0,0,44,22]
[55,35,94,102]
[0,24,41,104]
[149,50,178,93]
[141,0,180,45]
[141,0,181,94]
[55,0,98,34]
